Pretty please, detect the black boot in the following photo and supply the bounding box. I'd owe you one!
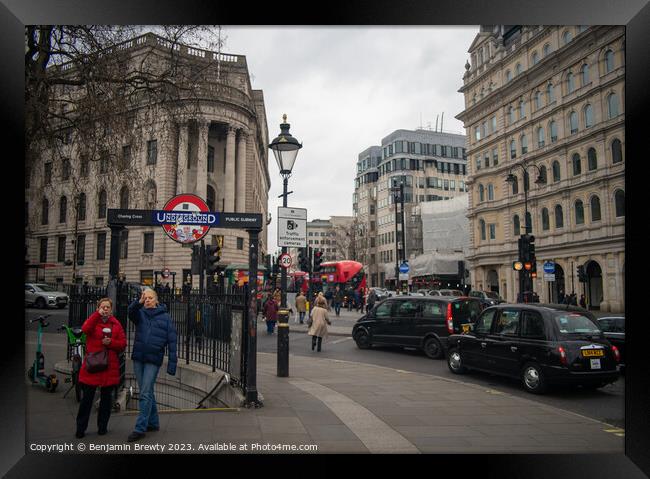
[311,336,317,351]
[317,337,322,352]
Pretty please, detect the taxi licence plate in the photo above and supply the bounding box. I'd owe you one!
[590,359,601,369]
[581,349,604,357]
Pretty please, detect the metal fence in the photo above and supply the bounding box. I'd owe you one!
[67,282,249,397]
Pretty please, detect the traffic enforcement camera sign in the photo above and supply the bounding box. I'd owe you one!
[278,207,307,248]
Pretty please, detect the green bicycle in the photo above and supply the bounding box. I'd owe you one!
[58,324,86,402]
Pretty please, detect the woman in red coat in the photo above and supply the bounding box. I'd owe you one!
[75,298,127,438]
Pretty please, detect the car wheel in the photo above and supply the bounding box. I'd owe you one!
[447,348,467,374]
[423,337,443,359]
[522,362,548,394]
[35,297,47,309]
[354,330,372,349]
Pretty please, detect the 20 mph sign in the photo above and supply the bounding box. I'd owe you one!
[279,253,292,269]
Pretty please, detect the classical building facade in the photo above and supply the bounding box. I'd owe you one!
[25,32,271,287]
[353,129,468,287]
[456,25,624,311]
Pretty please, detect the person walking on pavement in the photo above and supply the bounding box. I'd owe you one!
[333,285,344,317]
[264,294,279,334]
[308,296,331,352]
[127,288,177,443]
[579,294,587,309]
[325,288,333,310]
[75,298,126,439]
[354,288,362,313]
[295,291,307,325]
[346,286,354,312]
[366,288,377,313]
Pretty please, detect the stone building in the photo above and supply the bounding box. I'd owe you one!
[353,129,468,287]
[456,26,624,311]
[288,216,354,271]
[25,32,271,287]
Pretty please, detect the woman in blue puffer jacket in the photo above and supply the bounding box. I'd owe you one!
[126,287,177,442]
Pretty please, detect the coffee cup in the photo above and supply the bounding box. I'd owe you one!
[102,327,112,338]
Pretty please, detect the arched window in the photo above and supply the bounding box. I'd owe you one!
[479,184,485,202]
[488,183,494,200]
[581,63,590,85]
[605,49,615,73]
[588,148,598,171]
[546,83,555,103]
[539,165,548,183]
[97,189,107,219]
[511,175,519,194]
[607,93,619,119]
[59,196,67,223]
[591,196,602,222]
[519,100,525,119]
[508,106,515,124]
[525,212,533,234]
[575,199,585,225]
[569,111,579,134]
[611,139,623,163]
[549,120,558,142]
[120,186,129,209]
[584,104,594,128]
[535,91,542,110]
[510,139,517,159]
[532,52,539,65]
[515,63,522,75]
[552,160,561,182]
[480,219,486,241]
[513,215,521,236]
[41,198,49,225]
[537,127,545,148]
[572,153,582,175]
[614,190,625,217]
[506,70,512,82]
[555,205,564,228]
[520,134,528,154]
[542,208,550,231]
[562,30,573,45]
[567,72,575,94]
[543,43,551,57]
[77,193,87,221]
[207,185,216,211]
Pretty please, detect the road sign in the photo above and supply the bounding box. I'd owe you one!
[543,273,555,282]
[160,194,212,244]
[543,261,555,274]
[278,207,307,248]
[278,253,292,269]
[399,262,410,274]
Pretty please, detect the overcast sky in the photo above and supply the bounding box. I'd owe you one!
[220,26,478,254]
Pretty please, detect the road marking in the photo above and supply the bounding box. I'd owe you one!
[329,337,352,345]
[289,379,419,454]
[604,428,625,437]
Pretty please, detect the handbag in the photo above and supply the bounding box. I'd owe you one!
[306,317,313,327]
[85,348,109,373]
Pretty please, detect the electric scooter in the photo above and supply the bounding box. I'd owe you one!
[27,315,58,392]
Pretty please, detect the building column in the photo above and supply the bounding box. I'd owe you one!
[224,126,236,212]
[196,120,209,201]
[236,129,248,213]
[176,122,189,195]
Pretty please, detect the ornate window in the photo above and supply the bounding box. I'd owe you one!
[552,161,561,182]
[41,198,49,225]
[562,30,573,45]
[120,186,129,209]
[588,148,598,171]
[479,184,485,202]
[511,175,519,195]
[567,72,575,94]
[542,208,550,231]
[487,184,494,200]
[605,49,615,73]
[549,120,558,143]
[537,127,545,148]
[510,140,517,159]
[611,139,623,163]
[575,200,585,225]
[581,63,590,85]
[520,134,528,154]
[76,193,87,221]
[59,196,67,223]
[572,153,582,175]
[546,83,555,103]
[97,190,107,219]
[584,104,594,128]
[569,111,579,134]
[555,205,564,228]
[480,219,486,241]
[591,196,602,222]
[543,43,551,57]
[513,215,521,236]
[607,93,619,119]
[614,190,625,217]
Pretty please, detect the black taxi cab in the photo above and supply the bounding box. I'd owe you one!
[445,303,620,394]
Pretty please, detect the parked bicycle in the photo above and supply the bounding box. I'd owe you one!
[58,324,86,402]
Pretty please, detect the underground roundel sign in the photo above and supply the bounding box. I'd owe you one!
[160,194,213,244]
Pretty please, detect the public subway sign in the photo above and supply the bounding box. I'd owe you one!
[107,196,263,244]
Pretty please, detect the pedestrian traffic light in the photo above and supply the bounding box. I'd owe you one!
[313,250,323,272]
[577,264,587,282]
[191,244,202,275]
[205,244,221,275]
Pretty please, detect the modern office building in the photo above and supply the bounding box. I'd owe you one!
[25,32,271,288]
[456,25,624,311]
[353,128,468,287]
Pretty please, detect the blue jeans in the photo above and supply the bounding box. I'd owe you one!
[334,302,341,315]
[266,319,276,333]
[299,312,306,323]
[133,360,160,433]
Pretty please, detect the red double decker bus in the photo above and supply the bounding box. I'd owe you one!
[314,260,366,294]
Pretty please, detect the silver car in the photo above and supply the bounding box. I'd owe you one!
[25,283,69,309]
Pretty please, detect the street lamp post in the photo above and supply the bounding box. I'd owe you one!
[506,162,546,302]
[269,114,302,378]
[391,185,401,290]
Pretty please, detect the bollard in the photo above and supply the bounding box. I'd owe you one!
[277,309,290,377]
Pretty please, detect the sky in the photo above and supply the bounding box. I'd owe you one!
[219,26,478,254]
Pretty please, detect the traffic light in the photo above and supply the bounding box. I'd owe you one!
[528,235,536,277]
[191,244,202,275]
[205,244,221,275]
[518,235,530,262]
[298,248,310,272]
[577,264,587,282]
[313,250,323,272]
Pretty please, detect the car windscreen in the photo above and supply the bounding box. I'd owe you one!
[485,292,500,300]
[35,284,57,292]
[553,312,602,335]
[451,300,482,323]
